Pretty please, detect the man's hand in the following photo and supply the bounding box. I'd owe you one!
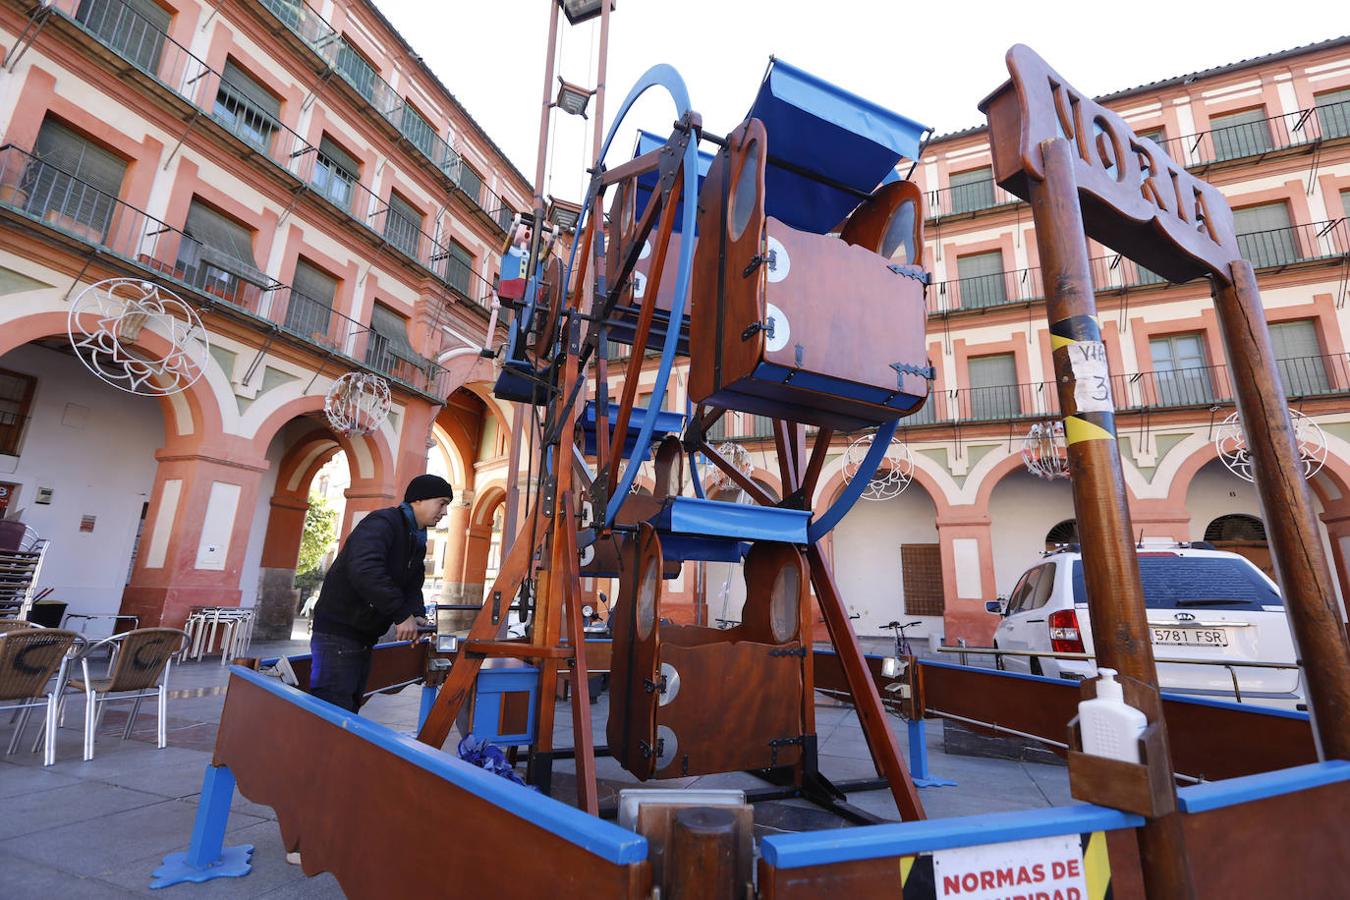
[395,616,419,642]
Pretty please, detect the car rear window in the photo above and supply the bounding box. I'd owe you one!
[1071,557,1282,609]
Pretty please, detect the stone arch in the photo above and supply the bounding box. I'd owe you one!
[458,482,508,603]
[250,393,394,490]
[0,309,225,445]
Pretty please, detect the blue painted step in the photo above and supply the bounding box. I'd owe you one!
[649,496,810,562]
[581,400,685,457]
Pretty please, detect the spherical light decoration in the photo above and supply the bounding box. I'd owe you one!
[1022,421,1071,481]
[843,431,913,501]
[1216,409,1326,483]
[705,441,754,495]
[325,371,392,436]
[67,278,208,396]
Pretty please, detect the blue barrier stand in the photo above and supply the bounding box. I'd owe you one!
[418,683,438,733]
[150,764,254,888]
[907,718,956,788]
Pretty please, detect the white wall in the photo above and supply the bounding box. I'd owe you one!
[238,429,286,610]
[988,471,1076,598]
[0,345,162,622]
[832,485,939,636]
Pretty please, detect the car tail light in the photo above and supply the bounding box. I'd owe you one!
[1049,609,1084,653]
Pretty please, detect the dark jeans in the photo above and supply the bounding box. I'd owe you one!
[309,632,373,712]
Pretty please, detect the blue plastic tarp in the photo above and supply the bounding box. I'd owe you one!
[631,59,930,236]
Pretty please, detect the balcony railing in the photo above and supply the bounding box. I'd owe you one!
[707,413,776,441]
[46,0,497,309]
[1158,99,1350,168]
[928,220,1349,317]
[0,144,448,397]
[254,0,513,228]
[926,177,1020,219]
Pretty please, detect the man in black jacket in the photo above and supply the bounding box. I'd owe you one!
[309,474,454,711]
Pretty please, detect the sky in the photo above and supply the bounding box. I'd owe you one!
[374,0,1342,204]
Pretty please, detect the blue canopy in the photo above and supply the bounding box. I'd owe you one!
[632,58,930,236]
[749,58,930,234]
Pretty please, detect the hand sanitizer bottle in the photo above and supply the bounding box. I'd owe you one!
[1079,668,1147,763]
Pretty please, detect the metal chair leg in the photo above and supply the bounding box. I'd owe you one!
[32,691,67,755]
[7,705,33,756]
[43,693,58,766]
[83,690,97,761]
[158,682,168,748]
[123,695,145,740]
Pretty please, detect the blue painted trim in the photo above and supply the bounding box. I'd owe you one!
[600,66,700,526]
[226,666,647,865]
[657,496,810,542]
[760,804,1141,869]
[151,846,254,889]
[1178,760,1350,814]
[258,639,413,670]
[417,685,437,733]
[807,419,898,543]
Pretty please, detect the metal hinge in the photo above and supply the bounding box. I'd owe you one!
[741,318,775,342]
[642,675,668,694]
[768,735,805,766]
[887,263,931,285]
[639,737,665,759]
[769,647,807,658]
[743,248,777,278]
[890,361,936,384]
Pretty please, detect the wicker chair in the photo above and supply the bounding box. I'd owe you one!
[0,628,82,765]
[0,619,37,634]
[72,627,189,760]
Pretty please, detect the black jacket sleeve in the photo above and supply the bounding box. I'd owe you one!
[400,566,426,622]
[344,514,408,618]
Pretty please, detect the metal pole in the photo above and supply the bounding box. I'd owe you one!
[503,0,562,552]
[1213,261,1350,759]
[1028,137,1194,900]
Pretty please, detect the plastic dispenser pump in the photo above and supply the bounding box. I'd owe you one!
[1078,668,1147,763]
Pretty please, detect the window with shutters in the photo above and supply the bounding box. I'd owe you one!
[364,303,420,379]
[285,259,337,343]
[213,59,280,152]
[955,251,1007,309]
[446,241,472,296]
[966,353,1020,419]
[383,191,422,258]
[900,544,944,617]
[335,40,380,105]
[1208,108,1272,161]
[1268,319,1328,396]
[177,199,265,302]
[397,101,436,158]
[1233,201,1298,268]
[458,162,484,206]
[76,0,170,73]
[1136,127,1166,146]
[312,135,358,210]
[1314,87,1350,140]
[28,118,127,242]
[948,166,994,214]
[0,368,36,457]
[1149,333,1212,406]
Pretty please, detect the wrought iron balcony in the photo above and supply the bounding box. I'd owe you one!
[1157,99,1350,169]
[928,267,1044,315]
[925,176,1020,220]
[0,144,449,397]
[254,0,513,230]
[707,413,776,442]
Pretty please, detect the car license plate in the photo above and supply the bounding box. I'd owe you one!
[1151,627,1228,647]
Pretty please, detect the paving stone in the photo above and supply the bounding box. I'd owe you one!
[0,851,141,899]
[0,781,168,841]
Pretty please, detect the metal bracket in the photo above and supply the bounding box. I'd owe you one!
[887,263,931,285]
[639,737,665,759]
[742,249,776,278]
[769,735,805,766]
[768,646,807,658]
[491,590,502,626]
[642,675,668,694]
[741,318,775,342]
[890,361,936,385]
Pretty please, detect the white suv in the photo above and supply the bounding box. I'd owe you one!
[987,542,1304,709]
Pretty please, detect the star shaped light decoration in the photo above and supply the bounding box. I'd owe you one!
[67,279,208,396]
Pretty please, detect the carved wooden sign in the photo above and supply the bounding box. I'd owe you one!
[980,44,1241,284]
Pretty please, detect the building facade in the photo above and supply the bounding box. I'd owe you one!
[0,0,526,637]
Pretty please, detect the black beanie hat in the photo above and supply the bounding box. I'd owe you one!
[404,474,454,503]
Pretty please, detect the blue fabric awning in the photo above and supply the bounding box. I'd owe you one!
[631,58,930,236]
[749,58,930,234]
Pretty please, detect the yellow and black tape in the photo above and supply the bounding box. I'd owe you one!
[1051,313,1116,445]
[895,831,1113,899]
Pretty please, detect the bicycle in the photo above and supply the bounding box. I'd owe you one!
[883,619,923,659]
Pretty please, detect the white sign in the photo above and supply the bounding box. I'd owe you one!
[1068,341,1112,414]
[933,834,1087,900]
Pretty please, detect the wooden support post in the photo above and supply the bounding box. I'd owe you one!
[666,808,739,900]
[805,544,924,821]
[558,494,598,813]
[1028,137,1194,899]
[1213,262,1350,759]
